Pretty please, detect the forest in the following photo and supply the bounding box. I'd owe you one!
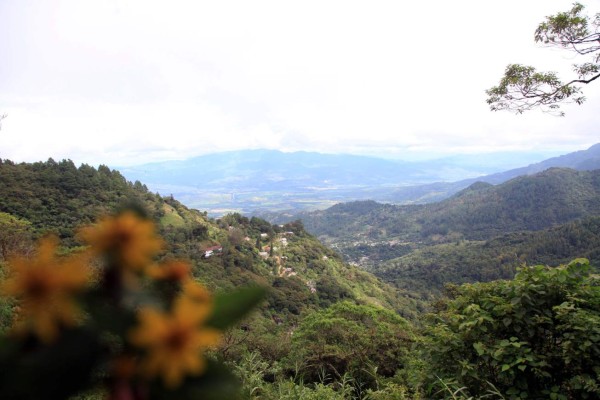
[0,159,599,399]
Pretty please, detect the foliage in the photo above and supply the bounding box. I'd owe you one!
[299,168,600,280]
[232,350,416,400]
[424,259,600,399]
[7,158,600,399]
[0,211,265,399]
[0,159,426,399]
[290,301,414,390]
[0,212,33,260]
[0,159,161,246]
[486,3,600,115]
[376,216,600,296]
[306,169,600,246]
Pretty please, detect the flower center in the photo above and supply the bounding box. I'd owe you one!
[25,274,52,300]
[165,325,190,352]
[114,229,133,249]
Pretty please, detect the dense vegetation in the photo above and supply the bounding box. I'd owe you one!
[0,158,162,246]
[375,216,600,297]
[300,168,600,246]
[1,159,599,399]
[424,259,600,399]
[280,168,600,298]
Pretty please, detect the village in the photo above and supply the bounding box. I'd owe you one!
[202,228,319,294]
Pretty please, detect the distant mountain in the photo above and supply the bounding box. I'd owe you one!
[116,148,572,215]
[385,143,600,203]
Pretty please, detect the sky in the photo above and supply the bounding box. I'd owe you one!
[1,0,599,167]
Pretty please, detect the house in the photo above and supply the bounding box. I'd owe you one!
[204,245,223,258]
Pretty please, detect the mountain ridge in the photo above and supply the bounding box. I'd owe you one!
[115,146,598,215]
[386,142,600,203]
[285,168,600,271]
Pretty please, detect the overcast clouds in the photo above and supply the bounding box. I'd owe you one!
[1,0,599,166]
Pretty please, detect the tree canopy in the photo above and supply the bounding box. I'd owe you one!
[424,259,600,399]
[486,3,600,115]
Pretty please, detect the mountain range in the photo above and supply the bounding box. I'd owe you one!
[384,142,600,203]
[116,146,598,215]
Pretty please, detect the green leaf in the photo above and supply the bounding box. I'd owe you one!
[206,286,267,330]
[473,342,485,356]
[501,364,511,372]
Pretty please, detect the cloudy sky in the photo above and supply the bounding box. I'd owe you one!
[1,0,599,166]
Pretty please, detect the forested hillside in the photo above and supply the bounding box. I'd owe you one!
[0,158,161,246]
[0,158,419,316]
[1,159,599,399]
[375,216,600,296]
[260,168,600,299]
[301,168,600,244]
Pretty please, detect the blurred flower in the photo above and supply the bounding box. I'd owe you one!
[146,260,191,282]
[182,280,212,303]
[128,292,220,388]
[0,236,90,342]
[80,212,163,272]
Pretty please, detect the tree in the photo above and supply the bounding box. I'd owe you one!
[0,212,32,260]
[486,3,600,115]
[424,259,600,399]
[291,301,414,385]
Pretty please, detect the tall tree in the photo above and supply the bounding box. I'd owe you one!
[486,3,600,115]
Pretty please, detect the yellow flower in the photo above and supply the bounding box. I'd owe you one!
[1,237,91,342]
[182,280,212,303]
[80,212,163,272]
[128,292,220,388]
[146,260,191,282]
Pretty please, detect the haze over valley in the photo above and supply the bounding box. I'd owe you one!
[117,144,600,216]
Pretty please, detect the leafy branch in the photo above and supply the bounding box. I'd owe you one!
[487,3,600,115]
